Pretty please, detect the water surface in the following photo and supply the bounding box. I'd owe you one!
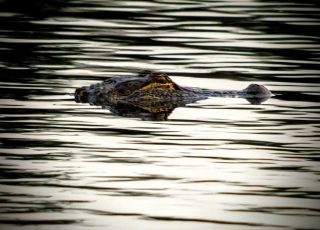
[0,0,320,229]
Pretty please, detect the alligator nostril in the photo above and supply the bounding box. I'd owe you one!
[243,84,271,97]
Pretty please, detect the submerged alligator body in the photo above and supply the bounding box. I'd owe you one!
[75,70,271,120]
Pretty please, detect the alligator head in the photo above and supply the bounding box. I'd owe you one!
[75,70,187,105]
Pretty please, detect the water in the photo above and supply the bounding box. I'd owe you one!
[1,0,320,229]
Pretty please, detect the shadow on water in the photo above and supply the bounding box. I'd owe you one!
[1,0,320,229]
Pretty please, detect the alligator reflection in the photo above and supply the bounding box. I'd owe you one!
[75,95,196,121]
[74,92,269,121]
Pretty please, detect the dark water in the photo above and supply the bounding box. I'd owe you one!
[1,0,320,229]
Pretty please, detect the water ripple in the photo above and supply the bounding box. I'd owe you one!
[1,0,320,229]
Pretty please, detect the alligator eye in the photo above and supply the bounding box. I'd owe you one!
[152,73,169,83]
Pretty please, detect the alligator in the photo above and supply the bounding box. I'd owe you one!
[74,70,271,120]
